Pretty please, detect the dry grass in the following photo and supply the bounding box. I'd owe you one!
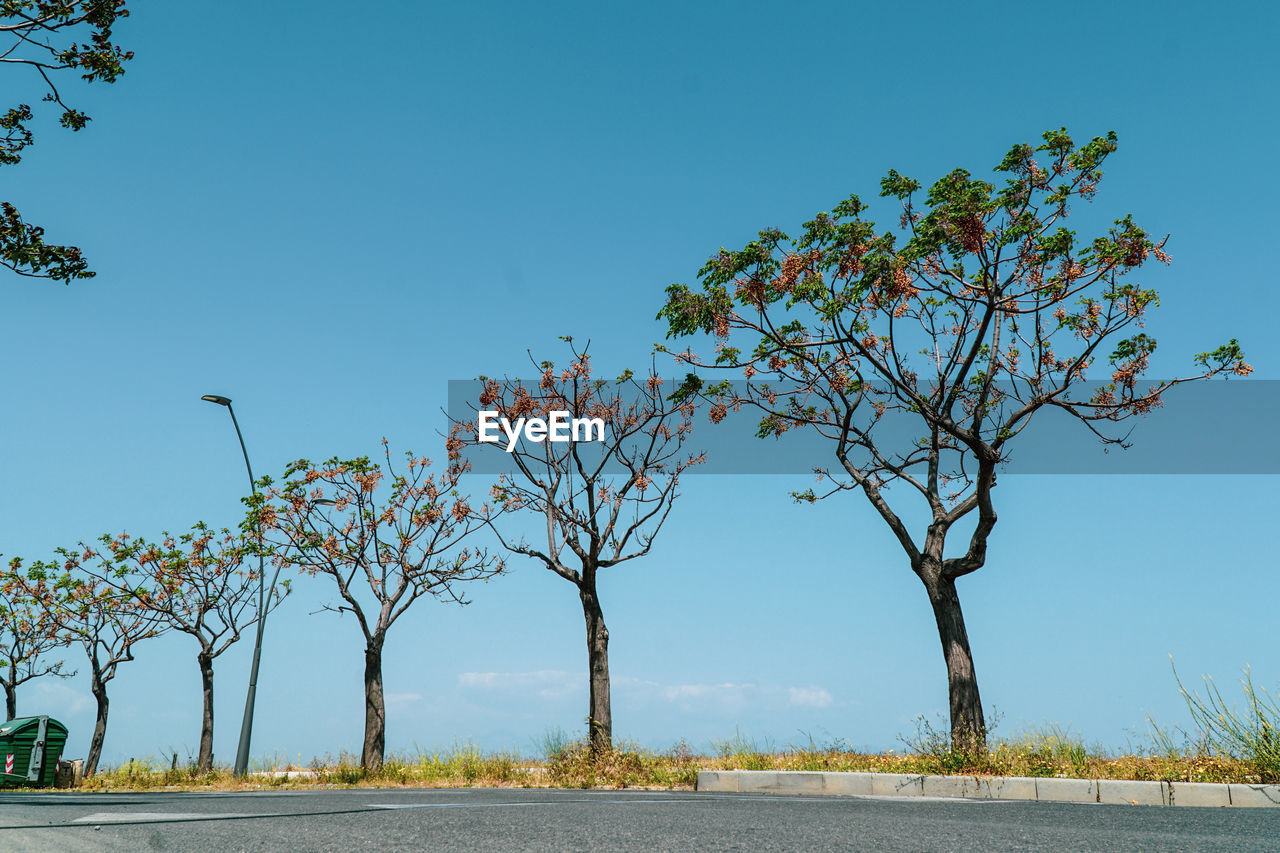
[25,710,1280,793]
[66,739,699,792]
[72,745,540,792]
[703,741,1259,784]
[701,723,1273,784]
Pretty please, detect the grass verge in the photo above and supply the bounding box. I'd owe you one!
[20,664,1280,792]
[41,730,1274,793]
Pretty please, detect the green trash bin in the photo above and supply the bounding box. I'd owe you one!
[0,716,69,788]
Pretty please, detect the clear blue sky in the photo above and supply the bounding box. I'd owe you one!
[3,0,1276,766]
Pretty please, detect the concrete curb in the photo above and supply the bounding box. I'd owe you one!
[696,770,1280,808]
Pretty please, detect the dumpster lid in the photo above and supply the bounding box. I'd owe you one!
[0,716,68,737]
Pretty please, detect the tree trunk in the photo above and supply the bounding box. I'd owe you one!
[86,677,109,775]
[579,580,612,752]
[197,649,215,773]
[4,675,15,721]
[924,574,986,752]
[362,638,385,772]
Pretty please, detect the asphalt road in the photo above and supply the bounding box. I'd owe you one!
[0,787,1276,852]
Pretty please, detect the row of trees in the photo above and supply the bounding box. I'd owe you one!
[0,0,1255,786]
[0,346,697,772]
[2,526,283,774]
[249,344,702,767]
[3,113,1253,771]
[0,6,695,772]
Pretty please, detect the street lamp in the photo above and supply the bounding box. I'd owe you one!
[201,393,272,778]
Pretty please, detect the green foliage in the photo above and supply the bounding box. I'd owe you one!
[879,170,918,199]
[2,2,132,282]
[1109,333,1157,365]
[655,129,1250,764]
[1194,338,1249,372]
[0,560,74,713]
[659,127,1251,447]
[0,202,93,282]
[667,372,704,404]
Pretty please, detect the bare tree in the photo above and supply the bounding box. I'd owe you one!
[0,557,74,720]
[659,129,1251,751]
[456,338,703,751]
[249,441,502,772]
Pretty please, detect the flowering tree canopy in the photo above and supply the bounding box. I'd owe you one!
[248,442,502,771]
[0,558,74,721]
[14,543,167,774]
[83,524,286,772]
[455,338,703,750]
[659,129,1250,750]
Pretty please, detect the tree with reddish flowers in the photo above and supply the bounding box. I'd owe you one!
[247,443,502,772]
[659,129,1251,751]
[456,339,703,751]
[3,2,132,282]
[14,547,167,774]
[1,558,75,720]
[77,524,288,773]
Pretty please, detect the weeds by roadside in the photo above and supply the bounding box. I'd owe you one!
[546,739,698,789]
[76,744,535,792]
[28,664,1280,792]
[698,722,1262,784]
[37,733,1276,793]
[1165,661,1280,782]
[71,738,697,792]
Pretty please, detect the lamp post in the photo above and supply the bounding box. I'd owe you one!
[201,393,270,778]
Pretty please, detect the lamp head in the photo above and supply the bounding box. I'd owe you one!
[201,394,232,406]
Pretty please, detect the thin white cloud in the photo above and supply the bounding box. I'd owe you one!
[457,670,838,711]
[658,682,756,702]
[618,677,836,712]
[788,686,833,708]
[30,680,92,715]
[457,670,578,698]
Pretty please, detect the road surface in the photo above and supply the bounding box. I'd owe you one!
[1,787,1275,851]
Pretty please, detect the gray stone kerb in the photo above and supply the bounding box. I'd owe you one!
[696,770,1280,808]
